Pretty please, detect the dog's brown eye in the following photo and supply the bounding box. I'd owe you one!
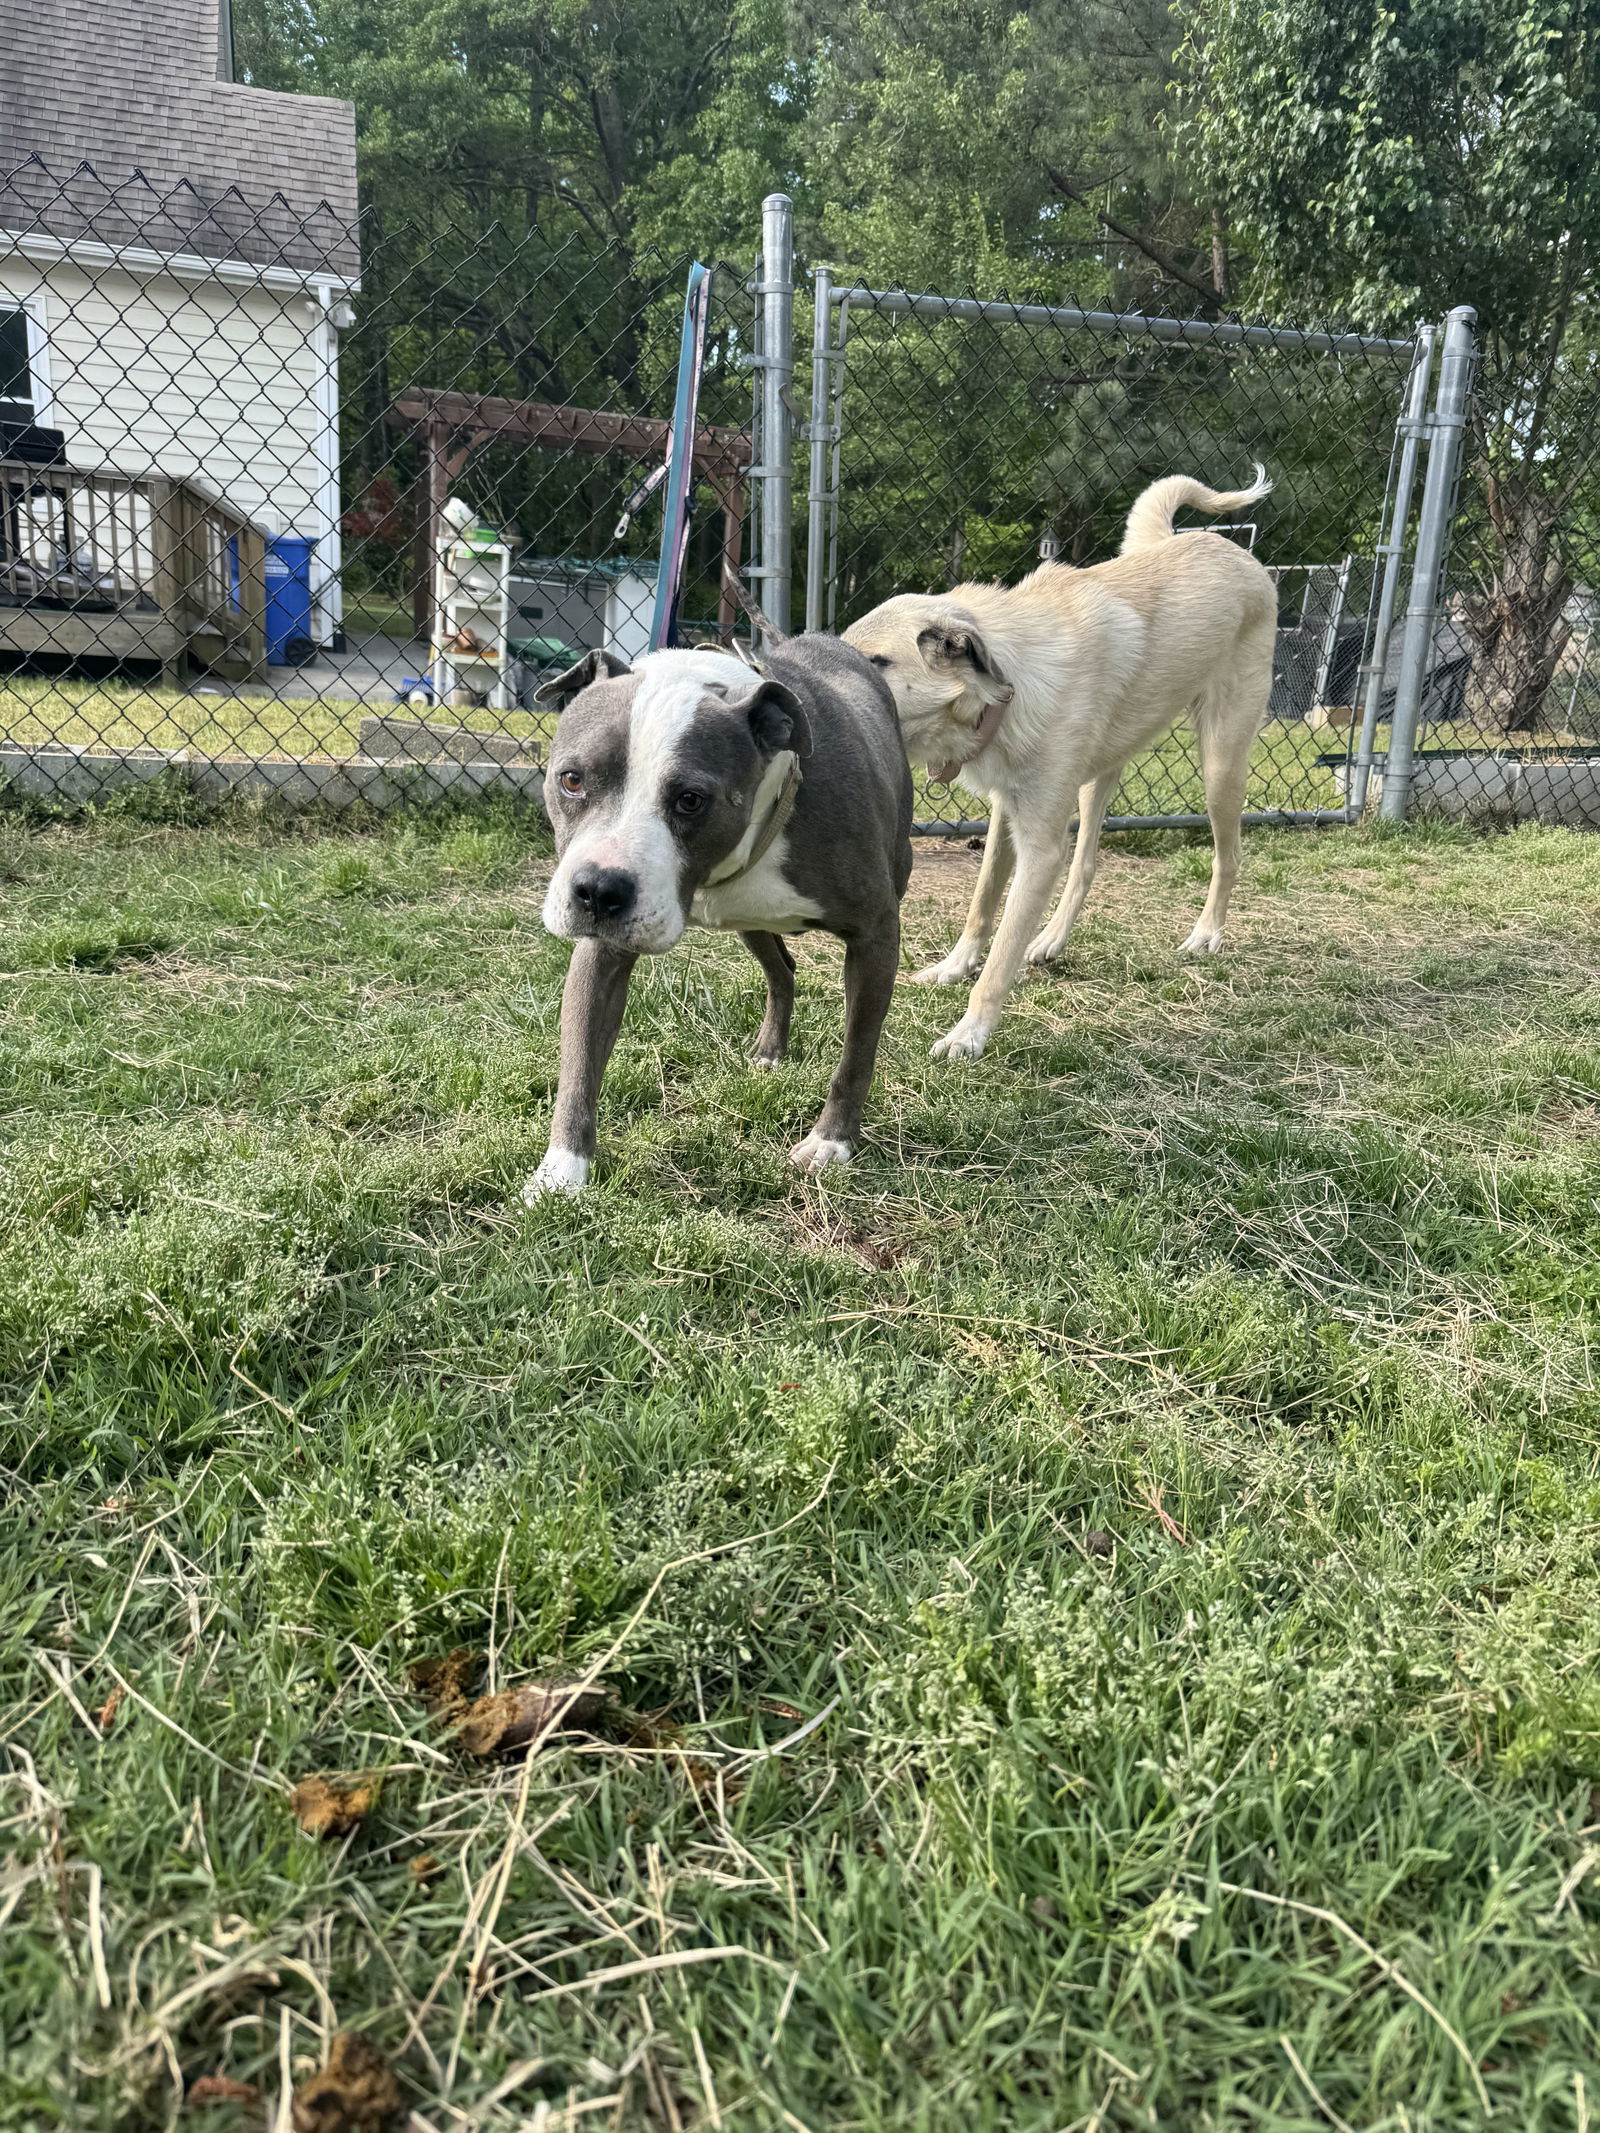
[673,788,707,817]
[869,654,892,669]
[557,769,584,798]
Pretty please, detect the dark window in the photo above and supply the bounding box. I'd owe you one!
[0,310,33,413]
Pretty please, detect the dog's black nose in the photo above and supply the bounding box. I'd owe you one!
[571,865,636,923]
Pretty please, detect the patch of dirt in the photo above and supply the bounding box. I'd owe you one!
[908,841,984,926]
[906,838,1175,934]
[291,2032,403,2133]
[785,1206,914,1270]
[454,1680,612,1756]
[289,1774,377,1839]
[407,1647,481,1722]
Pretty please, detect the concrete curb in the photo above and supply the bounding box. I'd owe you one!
[0,743,549,811]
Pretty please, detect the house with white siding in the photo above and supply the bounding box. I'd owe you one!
[0,0,358,667]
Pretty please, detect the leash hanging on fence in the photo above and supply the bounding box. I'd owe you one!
[649,262,713,651]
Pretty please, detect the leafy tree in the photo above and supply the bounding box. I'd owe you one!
[792,0,1222,305]
[1183,0,1600,731]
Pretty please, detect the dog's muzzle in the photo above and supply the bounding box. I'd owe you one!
[543,855,687,955]
[569,863,636,925]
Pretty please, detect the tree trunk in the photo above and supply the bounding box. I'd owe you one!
[946,518,966,589]
[1210,202,1229,304]
[1459,469,1573,735]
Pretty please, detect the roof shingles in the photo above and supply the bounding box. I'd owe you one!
[0,0,359,275]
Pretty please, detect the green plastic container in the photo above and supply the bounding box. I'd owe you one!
[509,635,581,668]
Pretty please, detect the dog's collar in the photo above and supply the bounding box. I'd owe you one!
[929,694,1010,786]
[703,752,803,887]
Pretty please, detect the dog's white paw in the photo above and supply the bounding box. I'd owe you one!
[790,1132,852,1174]
[912,943,985,986]
[1179,924,1224,955]
[750,1050,783,1072]
[931,1016,990,1061]
[521,1148,591,1201]
[1025,930,1066,966]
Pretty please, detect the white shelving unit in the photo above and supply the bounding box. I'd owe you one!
[431,536,512,711]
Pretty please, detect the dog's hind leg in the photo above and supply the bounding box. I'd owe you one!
[1180,641,1270,953]
[792,923,899,1171]
[1026,769,1119,964]
[912,796,1015,985]
[742,930,797,1066]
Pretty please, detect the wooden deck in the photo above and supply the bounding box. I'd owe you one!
[0,460,267,682]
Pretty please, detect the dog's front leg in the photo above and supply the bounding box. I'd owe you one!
[522,939,639,1199]
[931,832,1069,1060]
[791,924,899,1174]
[913,796,1014,985]
[741,930,797,1067]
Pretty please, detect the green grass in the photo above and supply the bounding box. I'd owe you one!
[0,678,551,764]
[4,802,1600,2130]
[342,596,420,640]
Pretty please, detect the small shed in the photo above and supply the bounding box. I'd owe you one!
[508,557,658,670]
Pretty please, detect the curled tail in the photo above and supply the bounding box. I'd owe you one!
[1119,465,1271,554]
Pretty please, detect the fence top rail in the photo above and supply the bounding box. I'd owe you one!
[828,285,1417,359]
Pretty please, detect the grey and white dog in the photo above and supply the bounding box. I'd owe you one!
[523,638,912,1199]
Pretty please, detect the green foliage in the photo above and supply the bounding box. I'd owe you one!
[1183,0,1600,347]
[1183,0,1600,732]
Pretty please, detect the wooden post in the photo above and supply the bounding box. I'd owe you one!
[713,472,745,641]
[146,477,188,689]
[238,519,267,680]
[410,418,440,641]
[411,418,478,645]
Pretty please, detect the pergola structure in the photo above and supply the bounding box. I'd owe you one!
[386,388,752,640]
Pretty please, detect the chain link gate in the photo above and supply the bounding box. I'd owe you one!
[797,258,1425,836]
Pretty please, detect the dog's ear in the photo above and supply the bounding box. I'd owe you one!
[915,620,1012,699]
[714,674,812,759]
[534,648,631,705]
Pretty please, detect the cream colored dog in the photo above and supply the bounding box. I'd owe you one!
[842,469,1277,1059]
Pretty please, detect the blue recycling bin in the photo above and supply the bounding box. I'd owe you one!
[264,533,318,665]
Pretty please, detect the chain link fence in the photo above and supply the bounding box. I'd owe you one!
[800,279,1420,831]
[0,154,756,812]
[5,168,1599,833]
[1386,325,1600,830]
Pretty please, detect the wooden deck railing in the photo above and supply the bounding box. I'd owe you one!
[0,460,267,682]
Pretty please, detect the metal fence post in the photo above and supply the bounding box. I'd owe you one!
[805,264,834,633]
[1380,305,1476,821]
[1350,323,1435,815]
[754,192,794,644]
